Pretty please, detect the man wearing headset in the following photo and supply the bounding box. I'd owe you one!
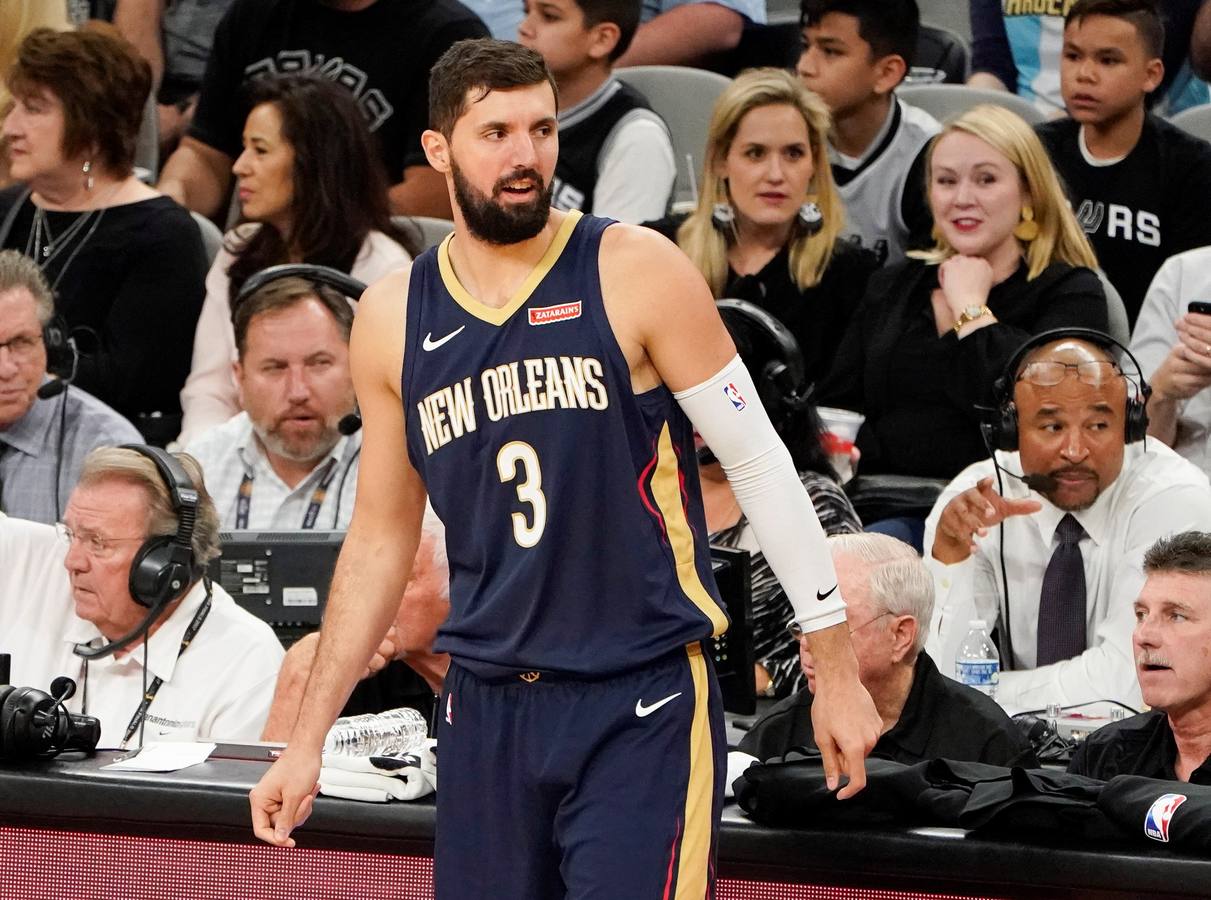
[184,277,361,530]
[0,446,284,748]
[924,331,1211,712]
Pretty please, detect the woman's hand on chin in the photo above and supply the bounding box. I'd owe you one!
[938,254,994,315]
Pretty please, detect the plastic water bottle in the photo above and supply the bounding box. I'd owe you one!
[322,707,427,757]
[955,619,1000,699]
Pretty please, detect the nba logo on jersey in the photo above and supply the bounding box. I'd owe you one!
[1144,793,1187,842]
[723,382,746,411]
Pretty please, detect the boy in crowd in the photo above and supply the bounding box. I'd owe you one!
[519,0,675,223]
[797,0,939,265]
[1037,0,1211,327]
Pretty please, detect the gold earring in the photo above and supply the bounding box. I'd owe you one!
[1014,205,1039,242]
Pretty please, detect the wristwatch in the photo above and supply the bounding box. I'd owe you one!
[953,304,992,334]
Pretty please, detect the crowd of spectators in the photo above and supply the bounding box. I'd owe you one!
[7,0,1211,806]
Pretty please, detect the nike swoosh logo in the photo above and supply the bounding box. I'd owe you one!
[422,326,465,351]
[635,692,682,718]
[816,584,838,602]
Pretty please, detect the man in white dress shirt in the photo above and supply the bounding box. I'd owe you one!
[925,332,1211,711]
[0,447,283,748]
[186,277,361,530]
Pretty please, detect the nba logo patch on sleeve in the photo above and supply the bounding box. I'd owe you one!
[1144,792,1187,842]
[723,382,746,411]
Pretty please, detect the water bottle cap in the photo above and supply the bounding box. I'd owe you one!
[969,619,988,630]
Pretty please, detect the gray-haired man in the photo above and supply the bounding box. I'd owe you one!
[0,250,140,523]
[740,533,1034,766]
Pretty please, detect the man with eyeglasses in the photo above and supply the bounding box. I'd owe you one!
[924,333,1211,713]
[0,447,283,747]
[0,251,140,524]
[737,533,1033,765]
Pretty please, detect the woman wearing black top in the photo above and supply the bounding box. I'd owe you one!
[818,105,1107,544]
[644,67,876,387]
[0,25,207,429]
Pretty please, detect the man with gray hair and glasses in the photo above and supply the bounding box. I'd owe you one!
[0,250,139,523]
[739,533,1033,766]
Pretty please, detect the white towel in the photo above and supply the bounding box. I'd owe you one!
[318,738,437,803]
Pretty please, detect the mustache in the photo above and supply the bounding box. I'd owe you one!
[1137,650,1172,669]
[1047,465,1097,480]
[493,168,544,196]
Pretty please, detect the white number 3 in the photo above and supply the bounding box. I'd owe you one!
[496,441,547,547]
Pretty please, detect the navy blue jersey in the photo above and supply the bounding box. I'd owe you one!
[402,211,728,678]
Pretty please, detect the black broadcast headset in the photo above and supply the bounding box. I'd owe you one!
[73,445,202,661]
[986,327,1152,452]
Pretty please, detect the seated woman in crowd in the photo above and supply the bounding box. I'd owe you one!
[177,74,416,444]
[0,24,207,430]
[817,104,1107,544]
[644,67,877,387]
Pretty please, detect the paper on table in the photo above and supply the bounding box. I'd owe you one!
[102,741,216,772]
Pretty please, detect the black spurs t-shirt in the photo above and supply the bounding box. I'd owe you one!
[1037,115,1211,327]
[189,0,489,179]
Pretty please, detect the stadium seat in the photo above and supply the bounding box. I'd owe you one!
[1096,269,1132,350]
[614,65,733,209]
[1170,103,1211,144]
[897,83,1046,125]
[395,215,455,252]
[191,211,224,268]
[907,24,970,85]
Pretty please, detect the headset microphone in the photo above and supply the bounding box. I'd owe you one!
[978,421,1059,494]
[338,410,362,435]
[36,331,79,400]
[72,602,174,660]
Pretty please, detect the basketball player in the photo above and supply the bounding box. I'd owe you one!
[250,39,879,898]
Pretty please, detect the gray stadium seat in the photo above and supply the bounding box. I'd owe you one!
[395,215,455,252]
[1170,103,1211,144]
[1096,268,1132,350]
[614,65,733,209]
[907,24,970,85]
[897,83,1046,125]
[191,211,224,268]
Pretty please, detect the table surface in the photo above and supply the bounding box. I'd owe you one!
[3,752,1211,898]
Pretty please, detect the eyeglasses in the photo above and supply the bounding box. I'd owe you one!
[1016,360,1123,388]
[0,333,42,362]
[55,522,144,558]
[786,611,892,640]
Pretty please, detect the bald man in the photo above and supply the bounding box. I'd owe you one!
[924,332,1211,712]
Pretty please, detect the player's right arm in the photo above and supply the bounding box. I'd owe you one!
[249,267,427,847]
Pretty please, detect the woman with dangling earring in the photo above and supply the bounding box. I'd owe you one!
[643,67,878,389]
[816,104,1107,550]
[0,24,207,433]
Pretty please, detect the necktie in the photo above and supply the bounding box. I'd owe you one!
[1037,514,1087,666]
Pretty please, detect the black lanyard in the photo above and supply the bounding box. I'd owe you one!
[81,580,214,749]
[235,457,338,530]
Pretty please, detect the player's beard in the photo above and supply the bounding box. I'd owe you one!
[453,161,551,245]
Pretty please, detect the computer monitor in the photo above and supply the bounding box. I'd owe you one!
[709,545,756,715]
[208,530,346,644]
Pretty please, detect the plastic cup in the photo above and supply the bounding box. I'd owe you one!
[817,406,865,483]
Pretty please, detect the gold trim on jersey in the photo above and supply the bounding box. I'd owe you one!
[676,643,714,899]
[649,424,728,636]
[437,209,583,326]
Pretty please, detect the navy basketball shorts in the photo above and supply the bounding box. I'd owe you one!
[434,643,726,900]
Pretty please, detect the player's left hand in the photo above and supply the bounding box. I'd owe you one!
[804,623,880,799]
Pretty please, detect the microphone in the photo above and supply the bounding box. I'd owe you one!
[338,410,362,435]
[73,599,172,660]
[978,422,1058,495]
[37,335,79,400]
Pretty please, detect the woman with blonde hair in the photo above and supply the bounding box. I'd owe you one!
[644,66,877,386]
[818,104,1107,547]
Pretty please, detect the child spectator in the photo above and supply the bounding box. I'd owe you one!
[519,0,675,223]
[798,0,940,265]
[1036,0,1211,327]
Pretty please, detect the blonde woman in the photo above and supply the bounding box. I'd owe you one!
[817,104,1107,545]
[644,67,877,386]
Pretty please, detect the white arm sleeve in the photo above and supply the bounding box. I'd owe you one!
[674,356,847,633]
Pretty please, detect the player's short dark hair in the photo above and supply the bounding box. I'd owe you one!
[574,0,642,61]
[1067,0,1164,59]
[799,0,919,67]
[429,39,559,139]
[232,276,353,359]
[1143,532,1211,576]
